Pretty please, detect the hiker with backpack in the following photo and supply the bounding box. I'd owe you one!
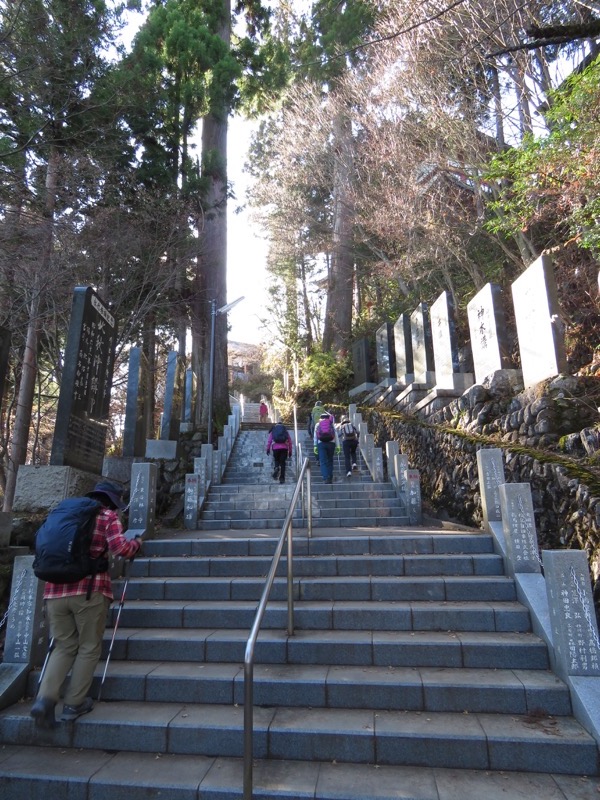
[259,401,268,423]
[30,480,142,730]
[338,417,360,477]
[314,412,340,484]
[266,422,293,484]
[309,399,326,437]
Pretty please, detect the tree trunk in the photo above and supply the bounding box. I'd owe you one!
[3,145,59,511]
[194,0,231,436]
[322,110,354,354]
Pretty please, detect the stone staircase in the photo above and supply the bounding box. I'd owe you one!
[0,530,598,798]
[198,428,410,529]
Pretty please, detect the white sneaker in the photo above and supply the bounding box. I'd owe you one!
[346,471,352,477]
[351,463,358,471]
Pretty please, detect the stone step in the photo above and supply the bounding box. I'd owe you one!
[2,701,597,775]
[110,599,531,633]
[100,627,551,670]
[130,553,504,578]
[142,534,496,558]
[202,496,403,511]
[122,575,517,603]
[84,662,571,716]
[195,515,411,529]
[0,748,596,800]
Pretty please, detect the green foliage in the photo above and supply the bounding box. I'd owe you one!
[299,350,353,395]
[485,58,600,256]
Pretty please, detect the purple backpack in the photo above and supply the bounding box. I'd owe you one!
[317,416,334,442]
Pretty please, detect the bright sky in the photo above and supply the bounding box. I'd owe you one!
[226,117,269,346]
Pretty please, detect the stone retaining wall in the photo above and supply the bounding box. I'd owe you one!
[366,374,600,579]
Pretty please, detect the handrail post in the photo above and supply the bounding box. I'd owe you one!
[287,521,294,636]
[243,657,254,800]
[243,456,310,800]
[307,460,312,539]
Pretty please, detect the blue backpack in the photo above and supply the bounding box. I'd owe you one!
[33,497,107,585]
[272,423,288,444]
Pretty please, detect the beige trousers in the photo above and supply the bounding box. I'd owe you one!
[40,592,110,707]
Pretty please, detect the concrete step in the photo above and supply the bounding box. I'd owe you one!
[122,575,517,603]
[2,701,597,775]
[110,599,531,633]
[1,748,598,800]
[87,661,571,716]
[142,533,497,558]
[130,553,504,578]
[99,627,551,669]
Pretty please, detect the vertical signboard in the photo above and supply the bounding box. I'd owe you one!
[51,287,118,474]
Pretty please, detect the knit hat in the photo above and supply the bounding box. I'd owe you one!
[320,412,330,419]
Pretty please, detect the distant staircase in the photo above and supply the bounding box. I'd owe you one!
[198,428,410,529]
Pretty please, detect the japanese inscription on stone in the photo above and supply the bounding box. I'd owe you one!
[476,448,505,523]
[543,550,600,678]
[128,462,157,537]
[511,255,567,389]
[467,283,511,384]
[499,484,541,573]
[51,287,117,473]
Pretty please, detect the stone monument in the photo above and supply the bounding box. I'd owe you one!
[160,350,185,440]
[543,549,600,680]
[51,287,118,474]
[393,314,415,385]
[499,483,541,574]
[467,283,514,385]
[511,255,568,389]
[410,303,436,386]
[375,323,397,386]
[123,347,149,458]
[429,291,473,393]
[350,338,376,395]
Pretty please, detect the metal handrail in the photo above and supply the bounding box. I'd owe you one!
[243,456,312,800]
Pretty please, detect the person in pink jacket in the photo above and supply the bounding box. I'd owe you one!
[266,422,293,484]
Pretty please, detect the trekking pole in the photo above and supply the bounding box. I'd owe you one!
[98,557,133,701]
[36,637,55,696]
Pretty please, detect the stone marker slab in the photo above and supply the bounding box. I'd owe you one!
[201,444,214,484]
[467,283,512,384]
[375,323,396,384]
[499,483,541,574]
[430,291,473,392]
[123,347,148,458]
[394,454,409,487]
[352,338,374,387]
[476,448,505,524]
[410,303,435,385]
[393,314,414,385]
[160,351,185,440]
[184,474,203,530]
[511,255,568,389]
[543,549,600,679]
[3,556,46,666]
[407,469,422,525]
[373,448,384,482]
[51,287,118,474]
[183,368,197,424]
[127,462,157,539]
